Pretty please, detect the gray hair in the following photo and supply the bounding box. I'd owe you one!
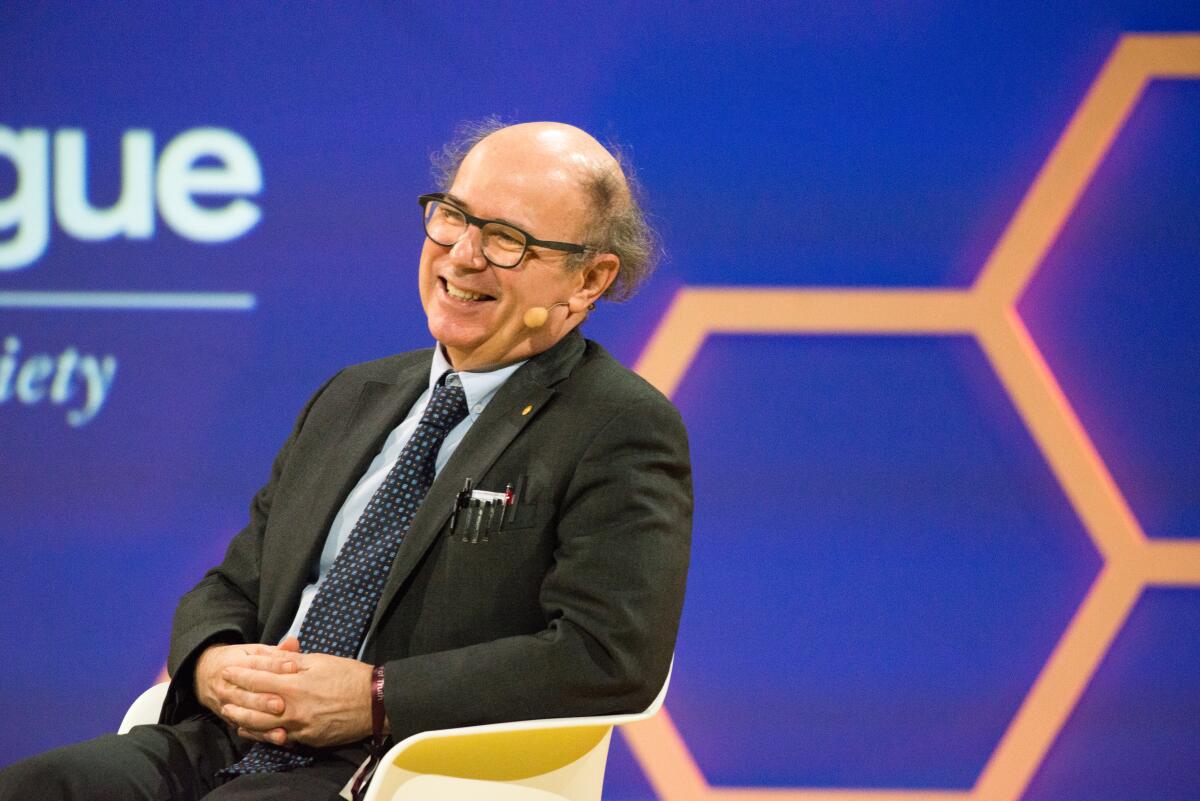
[431,117,660,302]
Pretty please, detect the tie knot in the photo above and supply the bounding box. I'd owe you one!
[423,373,469,432]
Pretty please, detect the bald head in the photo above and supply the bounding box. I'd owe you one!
[432,118,657,301]
[467,122,629,201]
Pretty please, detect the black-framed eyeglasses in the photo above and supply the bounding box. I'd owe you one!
[418,193,590,269]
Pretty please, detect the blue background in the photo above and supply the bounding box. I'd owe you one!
[2,3,1198,798]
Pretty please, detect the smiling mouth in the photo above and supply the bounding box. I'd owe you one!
[441,278,496,302]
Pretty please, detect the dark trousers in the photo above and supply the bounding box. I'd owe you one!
[0,716,360,801]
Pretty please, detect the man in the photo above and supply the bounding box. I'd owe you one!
[0,120,691,800]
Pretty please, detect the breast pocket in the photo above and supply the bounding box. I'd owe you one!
[442,499,556,629]
[447,500,548,543]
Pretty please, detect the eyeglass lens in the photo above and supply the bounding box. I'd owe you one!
[423,199,526,267]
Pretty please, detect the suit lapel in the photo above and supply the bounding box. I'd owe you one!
[267,361,429,634]
[366,332,586,637]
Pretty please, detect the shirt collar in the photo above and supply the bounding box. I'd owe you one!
[429,344,527,418]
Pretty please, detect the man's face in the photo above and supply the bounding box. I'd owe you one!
[418,133,594,372]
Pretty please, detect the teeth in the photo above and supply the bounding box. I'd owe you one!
[445,281,486,301]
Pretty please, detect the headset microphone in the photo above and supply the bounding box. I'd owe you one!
[523,302,569,329]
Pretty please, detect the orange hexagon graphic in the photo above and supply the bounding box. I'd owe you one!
[621,33,1200,801]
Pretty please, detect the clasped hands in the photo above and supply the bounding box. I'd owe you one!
[194,637,381,748]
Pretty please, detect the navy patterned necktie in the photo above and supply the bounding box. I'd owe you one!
[221,372,469,777]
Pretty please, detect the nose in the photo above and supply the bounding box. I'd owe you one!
[447,225,488,270]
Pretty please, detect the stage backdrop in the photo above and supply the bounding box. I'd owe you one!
[2,4,1199,799]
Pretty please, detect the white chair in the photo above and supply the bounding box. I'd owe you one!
[118,682,170,735]
[119,661,671,801]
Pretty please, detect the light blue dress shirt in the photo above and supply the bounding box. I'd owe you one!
[281,346,526,652]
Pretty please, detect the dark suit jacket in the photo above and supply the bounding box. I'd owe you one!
[162,330,692,746]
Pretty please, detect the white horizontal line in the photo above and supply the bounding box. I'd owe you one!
[0,291,257,310]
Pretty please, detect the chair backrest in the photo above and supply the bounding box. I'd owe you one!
[118,682,169,734]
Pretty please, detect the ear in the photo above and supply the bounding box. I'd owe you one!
[567,253,620,313]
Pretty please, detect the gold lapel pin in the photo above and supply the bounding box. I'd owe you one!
[521,404,533,416]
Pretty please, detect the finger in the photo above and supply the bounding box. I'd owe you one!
[239,643,284,657]
[233,724,268,742]
[236,643,302,665]
[242,653,299,674]
[236,729,288,748]
[223,665,291,695]
[237,726,289,746]
[224,650,298,675]
[209,679,241,710]
[221,703,285,734]
[223,682,285,715]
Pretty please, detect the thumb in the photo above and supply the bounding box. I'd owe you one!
[278,636,301,653]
